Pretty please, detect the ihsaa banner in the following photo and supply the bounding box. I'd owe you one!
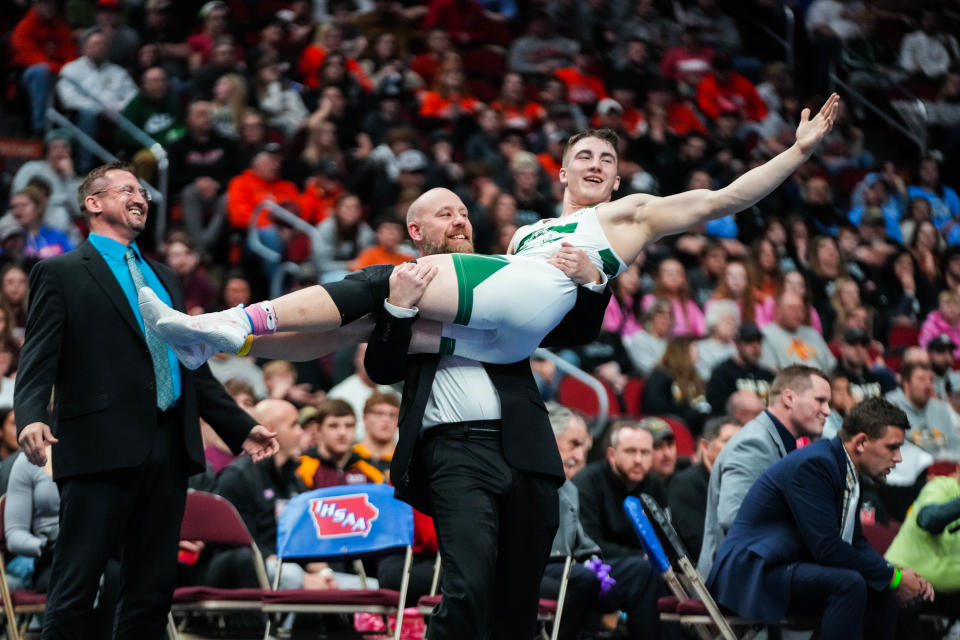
[276,484,414,560]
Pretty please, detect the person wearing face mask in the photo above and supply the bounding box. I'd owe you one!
[699,365,832,577]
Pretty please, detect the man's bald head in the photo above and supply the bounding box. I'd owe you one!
[406,187,474,255]
[255,398,302,460]
[255,398,298,427]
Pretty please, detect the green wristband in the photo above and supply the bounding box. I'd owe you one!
[889,567,902,589]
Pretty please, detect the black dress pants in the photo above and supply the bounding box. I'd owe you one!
[787,562,899,640]
[541,555,663,640]
[420,426,560,640]
[42,409,190,640]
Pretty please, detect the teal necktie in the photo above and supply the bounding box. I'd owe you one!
[124,247,175,409]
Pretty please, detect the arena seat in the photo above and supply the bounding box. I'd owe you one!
[0,494,47,640]
[862,521,901,555]
[558,375,619,418]
[623,377,645,416]
[169,490,269,636]
[261,484,414,640]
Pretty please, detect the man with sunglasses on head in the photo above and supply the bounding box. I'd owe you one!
[14,161,278,640]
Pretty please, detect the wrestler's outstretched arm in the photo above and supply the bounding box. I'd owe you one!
[597,93,840,264]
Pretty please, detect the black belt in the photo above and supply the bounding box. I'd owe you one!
[422,419,502,440]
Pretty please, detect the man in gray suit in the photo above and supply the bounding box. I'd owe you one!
[698,365,831,577]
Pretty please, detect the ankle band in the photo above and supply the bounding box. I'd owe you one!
[245,301,278,336]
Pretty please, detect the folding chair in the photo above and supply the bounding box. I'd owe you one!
[0,495,46,640]
[622,496,715,640]
[262,484,414,640]
[629,495,817,640]
[167,490,270,637]
[414,554,572,640]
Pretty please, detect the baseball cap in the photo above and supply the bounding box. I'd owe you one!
[510,151,540,173]
[0,219,26,242]
[596,98,624,116]
[841,328,871,346]
[299,405,320,424]
[929,334,957,352]
[397,149,428,172]
[639,417,675,445]
[96,0,121,9]
[145,0,172,9]
[736,322,763,342]
[256,142,284,157]
[548,129,570,144]
[198,0,226,18]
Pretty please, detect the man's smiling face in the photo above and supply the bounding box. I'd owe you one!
[560,135,620,204]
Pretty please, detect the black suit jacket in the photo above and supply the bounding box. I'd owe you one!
[363,279,611,515]
[14,241,256,481]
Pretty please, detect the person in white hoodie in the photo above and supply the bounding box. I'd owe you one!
[56,30,138,171]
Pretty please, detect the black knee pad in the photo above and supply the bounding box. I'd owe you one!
[323,264,394,324]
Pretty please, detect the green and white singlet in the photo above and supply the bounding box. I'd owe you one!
[441,207,629,363]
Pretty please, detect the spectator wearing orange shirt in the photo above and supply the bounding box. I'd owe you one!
[410,29,453,88]
[226,143,301,230]
[11,0,78,135]
[537,129,569,191]
[298,160,346,225]
[418,60,483,122]
[352,219,415,270]
[554,51,609,111]
[490,72,547,132]
[696,54,768,123]
[298,24,372,92]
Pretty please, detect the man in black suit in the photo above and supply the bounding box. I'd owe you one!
[14,161,278,640]
[362,186,610,639]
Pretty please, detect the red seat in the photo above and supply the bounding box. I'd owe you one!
[264,589,402,606]
[676,598,709,615]
[172,587,264,603]
[657,595,679,613]
[8,590,46,607]
[417,594,442,609]
[538,599,558,615]
[862,521,901,555]
[889,325,920,349]
[928,460,960,479]
[623,377,645,416]
[558,376,619,418]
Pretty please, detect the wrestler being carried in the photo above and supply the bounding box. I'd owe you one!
[141,94,840,369]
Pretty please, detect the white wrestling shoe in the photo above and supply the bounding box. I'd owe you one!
[138,287,252,370]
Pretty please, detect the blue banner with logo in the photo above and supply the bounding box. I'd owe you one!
[276,484,413,561]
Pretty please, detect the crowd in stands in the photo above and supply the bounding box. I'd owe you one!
[2,0,960,636]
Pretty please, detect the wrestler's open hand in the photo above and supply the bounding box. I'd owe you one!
[18,422,59,467]
[548,242,604,286]
[242,425,279,462]
[387,261,439,309]
[794,92,839,157]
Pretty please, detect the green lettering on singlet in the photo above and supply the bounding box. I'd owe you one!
[598,249,621,278]
[439,336,456,356]
[515,221,579,254]
[452,254,509,325]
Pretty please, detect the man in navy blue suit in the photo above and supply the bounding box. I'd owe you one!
[706,398,935,640]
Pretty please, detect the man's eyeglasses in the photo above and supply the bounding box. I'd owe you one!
[91,186,152,202]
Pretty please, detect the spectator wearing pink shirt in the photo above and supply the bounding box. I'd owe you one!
[919,291,960,359]
[642,258,707,337]
[603,262,643,338]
